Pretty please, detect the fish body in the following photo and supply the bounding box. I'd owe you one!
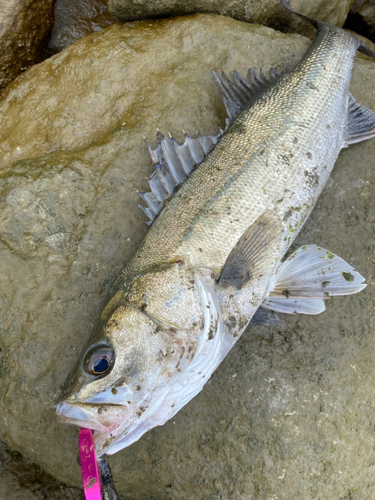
[56,7,375,457]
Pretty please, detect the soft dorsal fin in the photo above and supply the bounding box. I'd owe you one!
[344,93,375,146]
[139,63,290,224]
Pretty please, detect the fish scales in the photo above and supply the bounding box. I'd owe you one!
[56,4,375,459]
[125,27,355,279]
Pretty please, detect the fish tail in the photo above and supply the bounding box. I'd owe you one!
[281,0,375,60]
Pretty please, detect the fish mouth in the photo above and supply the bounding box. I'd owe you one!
[56,401,128,434]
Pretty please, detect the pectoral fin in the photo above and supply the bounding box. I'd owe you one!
[261,245,366,315]
[219,211,282,289]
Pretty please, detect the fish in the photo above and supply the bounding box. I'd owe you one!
[56,0,375,458]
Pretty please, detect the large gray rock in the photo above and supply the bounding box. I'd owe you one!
[48,0,117,53]
[0,0,55,93]
[0,13,375,499]
[108,0,355,38]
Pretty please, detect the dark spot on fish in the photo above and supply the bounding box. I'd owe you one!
[306,81,318,90]
[293,137,298,144]
[279,153,290,165]
[171,404,175,408]
[140,303,147,312]
[283,209,293,221]
[322,281,331,288]
[282,289,290,298]
[198,248,203,252]
[192,322,197,327]
[342,272,355,282]
[136,407,145,417]
[327,124,331,129]
[114,376,126,387]
[136,385,141,391]
[306,152,312,159]
[188,346,193,353]
[231,122,246,134]
[208,327,214,340]
[228,316,237,329]
[128,401,131,404]
[111,387,118,395]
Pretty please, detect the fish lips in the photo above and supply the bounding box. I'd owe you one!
[56,400,134,435]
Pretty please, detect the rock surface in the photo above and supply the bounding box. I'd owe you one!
[48,0,117,53]
[108,0,355,38]
[0,441,82,500]
[0,0,55,93]
[0,13,375,500]
[350,0,375,40]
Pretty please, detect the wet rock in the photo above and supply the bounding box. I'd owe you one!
[0,0,55,93]
[48,0,117,54]
[0,441,82,499]
[108,0,355,38]
[0,12,375,500]
[349,0,375,41]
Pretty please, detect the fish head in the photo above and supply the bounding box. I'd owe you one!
[56,259,223,456]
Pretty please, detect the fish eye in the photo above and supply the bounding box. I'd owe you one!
[85,346,115,376]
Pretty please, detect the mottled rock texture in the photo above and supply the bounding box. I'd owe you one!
[1,13,375,500]
[0,0,55,93]
[108,0,355,38]
[48,0,117,53]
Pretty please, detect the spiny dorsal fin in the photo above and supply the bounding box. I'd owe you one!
[139,63,290,224]
[344,93,375,146]
[139,130,221,223]
[261,245,366,315]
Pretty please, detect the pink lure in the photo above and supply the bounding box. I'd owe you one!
[79,428,102,500]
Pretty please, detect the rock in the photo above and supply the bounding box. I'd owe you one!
[0,441,82,499]
[108,0,355,38]
[48,0,117,54]
[0,0,55,93]
[1,12,375,499]
[349,0,375,40]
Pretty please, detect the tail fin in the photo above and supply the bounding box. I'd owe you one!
[281,0,375,60]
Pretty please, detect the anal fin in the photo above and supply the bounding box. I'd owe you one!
[344,93,375,146]
[261,245,366,315]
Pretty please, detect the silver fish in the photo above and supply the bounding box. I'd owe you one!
[56,1,375,457]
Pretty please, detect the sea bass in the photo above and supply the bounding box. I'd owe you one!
[56,1,375,457]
